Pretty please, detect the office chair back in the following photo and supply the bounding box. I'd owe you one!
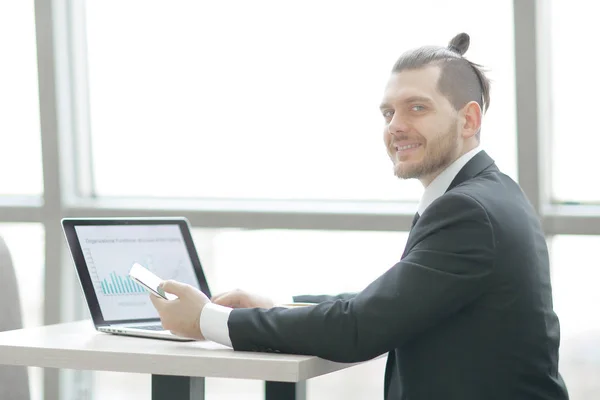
[0,235,31,400]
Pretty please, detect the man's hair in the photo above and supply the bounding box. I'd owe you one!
[391,33,490,140]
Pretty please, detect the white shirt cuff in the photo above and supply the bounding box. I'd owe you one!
[200,303,233,347]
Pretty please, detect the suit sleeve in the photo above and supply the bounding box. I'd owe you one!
[293,293,357,303]
[228,193,496,363]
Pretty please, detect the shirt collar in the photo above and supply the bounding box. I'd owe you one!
[417,146,483,216]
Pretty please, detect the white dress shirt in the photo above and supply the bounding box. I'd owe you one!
[200,146,483,347]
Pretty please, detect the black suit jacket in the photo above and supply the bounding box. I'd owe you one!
[228,151,569,400]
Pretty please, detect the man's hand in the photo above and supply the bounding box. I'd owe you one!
[150,280,209,340]
[211,289,274,309]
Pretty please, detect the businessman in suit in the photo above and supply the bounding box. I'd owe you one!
[150,33,570,399]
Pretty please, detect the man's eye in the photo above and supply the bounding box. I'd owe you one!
[382,110,394,118]
[411,105,425,112]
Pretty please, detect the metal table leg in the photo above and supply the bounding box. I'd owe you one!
[152,375,205,400]
[265,381,306,400]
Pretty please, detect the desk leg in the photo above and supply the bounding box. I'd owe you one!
[152,375,205,400]
[265,381,306,400]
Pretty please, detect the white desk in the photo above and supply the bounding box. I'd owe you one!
[0,320,363,399]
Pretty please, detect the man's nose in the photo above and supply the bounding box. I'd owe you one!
[388,114,409,135]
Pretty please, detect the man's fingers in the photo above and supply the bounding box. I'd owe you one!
[210,292,227,303]
[211,291,237,305]
[212,291,240,307]
[160,280,189,296]
[149,293,166,310]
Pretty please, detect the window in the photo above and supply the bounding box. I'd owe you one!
[0,1,43,196]
[0,224,45,400]
[194,228,408,297]
[85,0,516,201]
[551,235,600,399]
[550,1,600,203]
[92,228,406,399]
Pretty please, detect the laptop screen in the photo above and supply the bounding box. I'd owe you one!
[73,223,202,322]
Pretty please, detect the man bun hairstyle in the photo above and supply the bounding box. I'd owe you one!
[392,32,491,140]
[447,32,470,56]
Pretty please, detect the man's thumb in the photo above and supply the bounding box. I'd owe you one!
[160,280,187,296]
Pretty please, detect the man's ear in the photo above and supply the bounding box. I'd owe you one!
[460,101,482,139]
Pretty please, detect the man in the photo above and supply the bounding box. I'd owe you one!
[151,33,570,399]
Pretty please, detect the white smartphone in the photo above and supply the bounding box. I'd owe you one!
[129,263,177,301]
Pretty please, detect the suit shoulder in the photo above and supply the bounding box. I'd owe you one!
[450,171,530,211]
[443,171,540,239]
[428,189,490,217]
[421,191,495,238]
[416,191,497,256]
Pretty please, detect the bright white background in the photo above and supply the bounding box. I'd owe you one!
[85,0,517,201]
[0,0,43,195]
[551,0,600,203]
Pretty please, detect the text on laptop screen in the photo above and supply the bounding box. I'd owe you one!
[74,224,200,321]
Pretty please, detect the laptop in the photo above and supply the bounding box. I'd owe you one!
[61,217,212,341]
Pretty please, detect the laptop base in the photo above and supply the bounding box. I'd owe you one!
[98,326,195,342]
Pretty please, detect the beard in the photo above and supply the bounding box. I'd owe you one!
[393,123,460,180]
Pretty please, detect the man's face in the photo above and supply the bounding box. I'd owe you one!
[380,66,462,185]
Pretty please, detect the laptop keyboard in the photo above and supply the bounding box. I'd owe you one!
[129,325,165,331]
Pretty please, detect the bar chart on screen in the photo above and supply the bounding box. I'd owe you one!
[82,247,185,297]
[83,247,149,297]
[99,271,145,295]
